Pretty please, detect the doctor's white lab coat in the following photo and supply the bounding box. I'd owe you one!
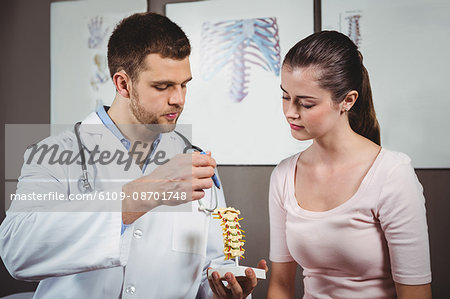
[0,112,231,298]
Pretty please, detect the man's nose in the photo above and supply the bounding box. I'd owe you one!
[169,86,185,106]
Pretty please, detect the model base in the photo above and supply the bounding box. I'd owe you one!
[207,265,266,280]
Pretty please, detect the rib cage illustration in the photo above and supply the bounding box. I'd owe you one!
[200,17,281,102]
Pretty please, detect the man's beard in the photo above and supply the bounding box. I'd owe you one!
[130,90,180,133]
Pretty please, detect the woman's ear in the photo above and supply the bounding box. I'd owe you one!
[342,90,358,112]
[113,71,130,98]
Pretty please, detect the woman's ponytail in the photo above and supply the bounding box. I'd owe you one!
[348,54,380,145]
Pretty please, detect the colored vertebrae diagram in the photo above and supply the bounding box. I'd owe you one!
[213,208,246,260]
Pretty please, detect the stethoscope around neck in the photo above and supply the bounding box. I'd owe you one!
[74,122,94,193]
[73,122,219,213]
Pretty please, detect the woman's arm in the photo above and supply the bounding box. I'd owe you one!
[395,282,431,299]
[267,261,297,299]
[377,158,432,296]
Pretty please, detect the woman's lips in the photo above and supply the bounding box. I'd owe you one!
[290,123,304,130]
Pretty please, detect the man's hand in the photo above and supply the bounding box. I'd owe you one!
[208,259,268,299]
[122,152,217,224]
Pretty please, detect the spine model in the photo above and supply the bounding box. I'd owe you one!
[213,208,246,261]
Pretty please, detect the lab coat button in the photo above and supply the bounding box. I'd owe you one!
[125,285,136,295]
[133,229,143,239]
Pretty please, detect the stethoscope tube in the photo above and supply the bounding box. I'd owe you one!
[191,145,204,152]
[188,145,219,212]
[74,122,93,193]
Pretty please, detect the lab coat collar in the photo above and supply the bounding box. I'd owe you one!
[77,112,122,153]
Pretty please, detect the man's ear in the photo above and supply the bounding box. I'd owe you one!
[341,90,358,112]
[113,71,131,98]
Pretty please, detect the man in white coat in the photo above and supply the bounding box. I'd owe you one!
[0,12,265,298]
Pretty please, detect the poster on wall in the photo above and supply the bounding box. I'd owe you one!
[50,0,147,125]
[322,0,450,168]
[167,0,314,165]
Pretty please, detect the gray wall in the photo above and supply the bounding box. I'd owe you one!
[1,0,449,298]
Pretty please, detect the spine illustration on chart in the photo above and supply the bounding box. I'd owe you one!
[213,207,245,265]
[341,11,363,47]
[346,14,362,46]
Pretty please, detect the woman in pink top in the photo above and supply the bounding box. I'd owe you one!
[267,31,431,299]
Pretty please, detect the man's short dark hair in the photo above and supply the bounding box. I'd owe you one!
[107,12,191,81]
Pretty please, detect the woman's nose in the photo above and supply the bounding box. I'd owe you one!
[284,101,299,119]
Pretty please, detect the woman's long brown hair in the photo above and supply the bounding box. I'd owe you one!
[283,31,380,145]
